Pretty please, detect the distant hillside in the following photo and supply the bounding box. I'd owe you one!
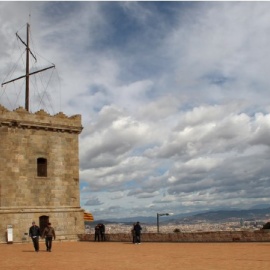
[94,206,270,225]
[177,207,270,224]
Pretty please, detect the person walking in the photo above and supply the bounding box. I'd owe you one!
[134,221,142,244]
[131,223,136,244]
[99,223,106,241]
[42,222,56,252]
[29,221,41,252]
[94,224,100,242]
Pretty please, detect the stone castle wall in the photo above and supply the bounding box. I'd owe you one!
[0,106,85,243]
[78,230,270,242]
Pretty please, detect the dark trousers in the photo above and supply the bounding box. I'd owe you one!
[95,233,100,242]
[135,233,141,243]
[31,237,39,251]
[100,232,106,241]
[45,236,53,251]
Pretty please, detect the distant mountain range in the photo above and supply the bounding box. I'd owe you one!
[92,205,270,225]
[178,207,270,224]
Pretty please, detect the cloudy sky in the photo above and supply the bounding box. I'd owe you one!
[1,1,270,220]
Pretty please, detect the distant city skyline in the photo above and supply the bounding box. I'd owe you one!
[1,2,270,220]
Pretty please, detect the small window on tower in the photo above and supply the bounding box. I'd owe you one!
[37,158,47,177]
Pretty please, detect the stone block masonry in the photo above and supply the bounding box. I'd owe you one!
[78,230,270,242]
[0,105,85,243]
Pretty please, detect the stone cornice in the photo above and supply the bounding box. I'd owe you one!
[0,119,83,134]
[0,207,84,213]
[0,106,83,134]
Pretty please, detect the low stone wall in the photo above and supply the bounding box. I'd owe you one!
[78,230,270,242]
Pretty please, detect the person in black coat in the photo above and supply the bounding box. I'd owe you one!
[94,224,100,242]
[29,221,41,252]
[99,223,106,241]
[133,221,142,244]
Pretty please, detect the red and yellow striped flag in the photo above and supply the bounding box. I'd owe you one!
[84,212,94,221]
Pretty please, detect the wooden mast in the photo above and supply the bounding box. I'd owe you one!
[25,23,30,111]
[1,23,55,112]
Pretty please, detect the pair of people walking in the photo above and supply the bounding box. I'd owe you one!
[29,221,56,252]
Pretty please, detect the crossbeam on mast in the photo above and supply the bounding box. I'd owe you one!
[1,65,56,86]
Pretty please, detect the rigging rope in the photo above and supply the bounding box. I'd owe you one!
[1,23,61,114]
[2,51,25,84]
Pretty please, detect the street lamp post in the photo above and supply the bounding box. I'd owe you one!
[157,213,173,233]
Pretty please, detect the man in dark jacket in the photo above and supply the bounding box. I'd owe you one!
[134,221,142,244]
[29,221,41,252]
[95,224,100,242]
[99,223,106,241]
[42,223,56,252]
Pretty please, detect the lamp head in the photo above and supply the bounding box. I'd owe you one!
[157,212,174,216]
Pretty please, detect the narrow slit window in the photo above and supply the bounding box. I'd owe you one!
[37,158,47,177]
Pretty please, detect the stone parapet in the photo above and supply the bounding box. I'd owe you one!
[78,231,270,242]
[0,206,83,212]
[0,105,83,133]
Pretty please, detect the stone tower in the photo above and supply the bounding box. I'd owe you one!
[0,105,85,243]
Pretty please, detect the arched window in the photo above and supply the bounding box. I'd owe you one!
[37,158,47,177]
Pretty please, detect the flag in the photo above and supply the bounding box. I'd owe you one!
[84,212,94,221]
